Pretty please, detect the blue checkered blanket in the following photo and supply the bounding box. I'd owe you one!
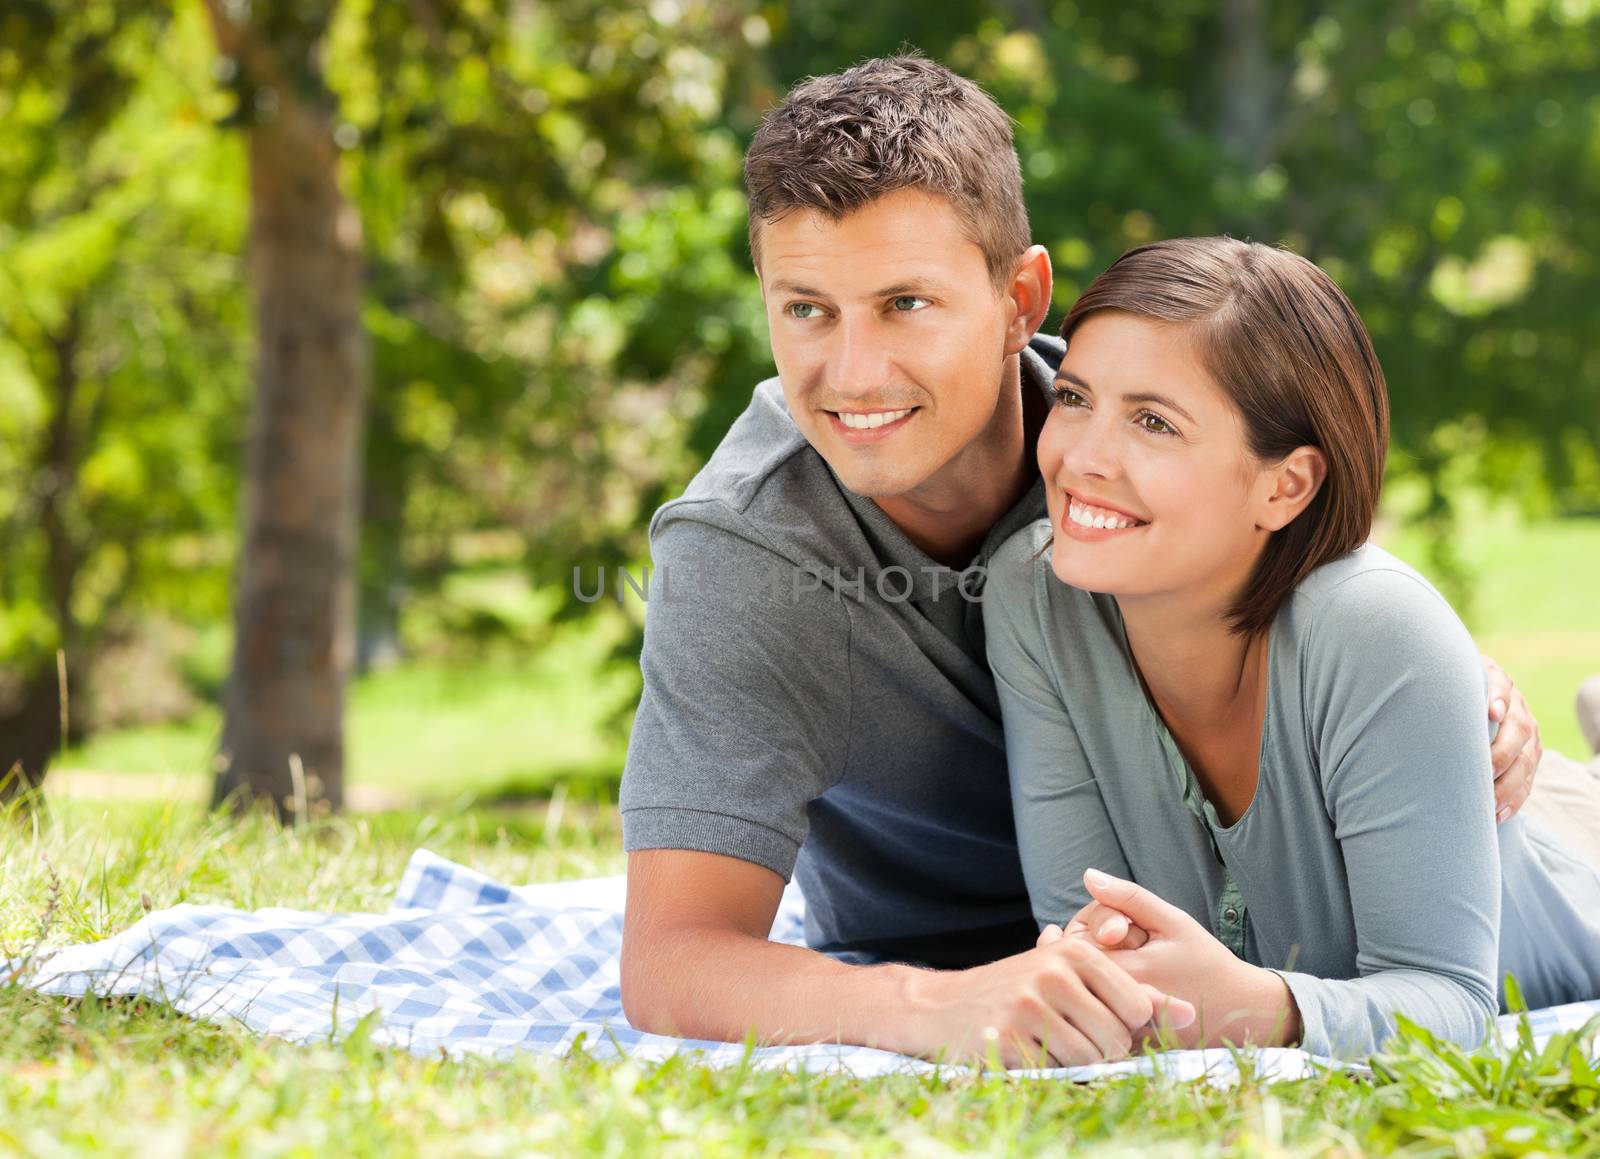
[8,848,1598,1080]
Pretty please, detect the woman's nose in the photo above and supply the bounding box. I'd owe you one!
[1058,421,1120,482]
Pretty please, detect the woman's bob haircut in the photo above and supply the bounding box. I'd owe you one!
[1058,237,1391,635]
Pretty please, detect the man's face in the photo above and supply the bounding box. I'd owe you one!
[756,189,1017,500]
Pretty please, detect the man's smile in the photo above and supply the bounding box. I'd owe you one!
[824,407,921,443]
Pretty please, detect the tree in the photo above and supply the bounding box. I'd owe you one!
[203,0,770,815]
[0,0,247,804]
[201,0,369,817]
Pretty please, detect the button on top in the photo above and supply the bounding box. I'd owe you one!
[1222,906,1240,923]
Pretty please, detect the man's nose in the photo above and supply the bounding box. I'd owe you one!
[828,315,895,400]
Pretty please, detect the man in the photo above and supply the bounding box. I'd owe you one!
[617,55,1542,1065]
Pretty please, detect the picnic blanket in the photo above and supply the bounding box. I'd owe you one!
[7,848,1599,1081]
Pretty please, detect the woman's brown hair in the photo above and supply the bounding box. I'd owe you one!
[1059,237,1391,635]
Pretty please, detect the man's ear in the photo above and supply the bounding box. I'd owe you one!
[1258,446,1328,531]
[1004,244,1053,355]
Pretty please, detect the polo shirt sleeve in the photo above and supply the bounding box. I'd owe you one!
[619,503,853,880]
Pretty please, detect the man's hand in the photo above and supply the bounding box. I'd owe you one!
[1059,869,1300,1050]
[902,936,1195,1068]
[1039,898,1151,952]
[1485,654,1542,822]
[622,849,1196,1068]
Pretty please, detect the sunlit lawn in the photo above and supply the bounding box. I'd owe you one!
[56,613,637,806]
[1383,511,1600,763]
[13,514,1600,1153]
[4,801,1598,1157]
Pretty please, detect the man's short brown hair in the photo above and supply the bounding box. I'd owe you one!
[1059,237,1391,635]
[743,54,1030,291]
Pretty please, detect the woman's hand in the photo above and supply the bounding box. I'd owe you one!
[1038,899,1150,951]
[902,934,1196,1068]
[1072,868,1302,1050]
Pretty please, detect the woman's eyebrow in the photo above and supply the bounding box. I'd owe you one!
[1124,391,1197,425]
[1057,369,1199,425]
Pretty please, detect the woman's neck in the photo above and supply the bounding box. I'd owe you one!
[1118,591,1267,741]
[1119,590,1272,827]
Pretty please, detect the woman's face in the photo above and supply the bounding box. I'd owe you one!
[1038,311,1307,611]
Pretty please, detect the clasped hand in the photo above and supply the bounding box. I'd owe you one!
[1035,869,1301,1050]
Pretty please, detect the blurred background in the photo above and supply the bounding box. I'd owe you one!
[2,0,1596,816]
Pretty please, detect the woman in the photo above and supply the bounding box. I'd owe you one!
[983,237,1600,1060]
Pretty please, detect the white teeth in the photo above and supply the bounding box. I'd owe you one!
[838,408,913,430]
[1068,497,1143,530]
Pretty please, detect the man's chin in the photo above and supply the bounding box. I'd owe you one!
[820,458,928,501]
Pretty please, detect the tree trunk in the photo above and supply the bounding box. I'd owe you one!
[357,408,407,675]
[2,303,87,806]
[1215,0,1276,171]
[208,11,368,818]
[0,666,62,803]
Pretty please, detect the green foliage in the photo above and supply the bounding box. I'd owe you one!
[1367,1010,1600,1151]
[755,1,1600,517]
[0,0,247,721]
[3,1,1597,755]
[316,0,773,648]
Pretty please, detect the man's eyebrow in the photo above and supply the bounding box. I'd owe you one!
[1056,370,1199,425]
[769,280,831,298]
[768,279,951,299]
[871,280,949,298]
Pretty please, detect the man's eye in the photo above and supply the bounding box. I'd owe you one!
[787,302,823,319]
[1050,385,1088,408]
[891,295,931,312]
[1137,411,1177,436]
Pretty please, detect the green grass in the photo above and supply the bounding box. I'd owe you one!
[57,614,637,804]
[15,512,1598,1152]
[5,801,1599,1156]
[1381,512,1600,762]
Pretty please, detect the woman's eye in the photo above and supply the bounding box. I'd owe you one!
[1137,411,1177,436]
[1050,385,1088,408]
[786,302,823,319]
[891,295,931,312]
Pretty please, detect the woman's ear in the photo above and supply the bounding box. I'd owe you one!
[1004,245,1053,355]
[1258,446,1328,531]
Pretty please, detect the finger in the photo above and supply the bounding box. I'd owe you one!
[1037,954,1139,1059]
[1098,915,1150,949]
[1060,943,1155,1034]
[1482,654,1511,706]
[1062,989,1137,1061]
[1030,1012,1102,1068]
[1067,900,1115,935]
[1037,923,1065,948]
[1140,983,1197,1030]
[1495,745,1538,822]
[1096,913,1129,945]
[1072,899,1151,949]
[1490,710,1533,779]
[1083,868,1192,935]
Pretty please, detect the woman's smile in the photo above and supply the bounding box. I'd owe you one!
[1059,490,1151,541]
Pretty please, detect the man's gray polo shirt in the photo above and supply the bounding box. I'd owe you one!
[620,336,1063,969]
